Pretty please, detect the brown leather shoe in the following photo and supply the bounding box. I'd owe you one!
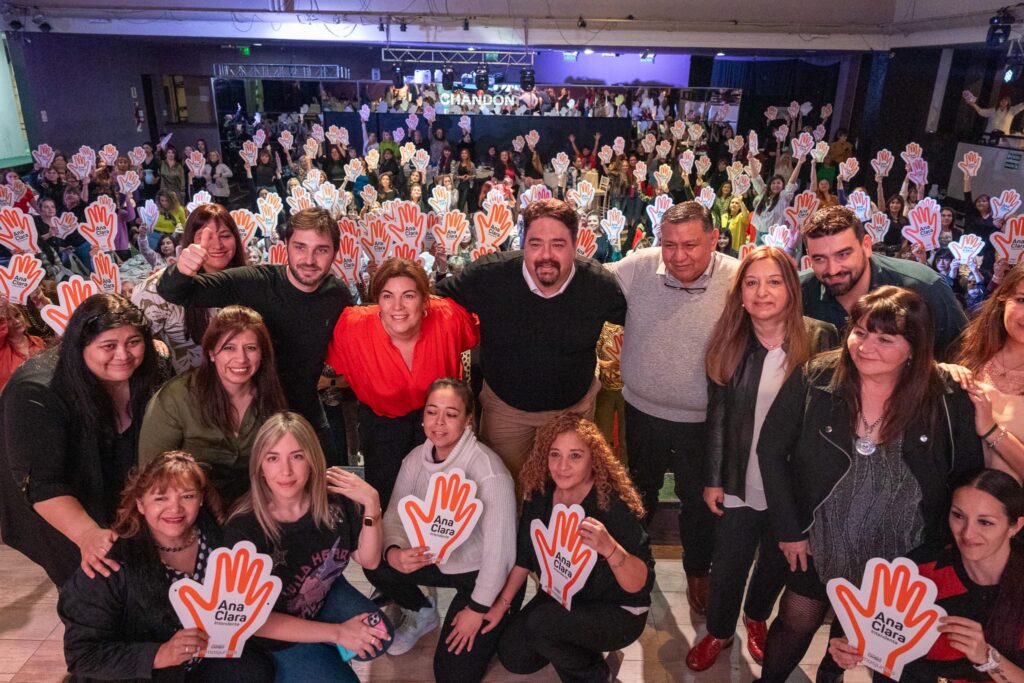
[686,634,733,671]
[686,574,710,615]
[743,615,768,664]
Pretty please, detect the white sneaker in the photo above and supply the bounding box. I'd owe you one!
[386,598,439,656]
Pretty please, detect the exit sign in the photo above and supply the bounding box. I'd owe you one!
[238,46,251,56]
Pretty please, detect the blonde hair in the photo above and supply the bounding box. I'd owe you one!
[229,412,333,545]
[520,413,645,517]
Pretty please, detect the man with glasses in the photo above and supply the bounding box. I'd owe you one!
[609,201,739,614]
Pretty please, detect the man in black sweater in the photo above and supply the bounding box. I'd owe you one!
[158,208,351,462]
[436,198,626,479]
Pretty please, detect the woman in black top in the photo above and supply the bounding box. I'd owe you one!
[59,451,275,682]
[487,413,655,683]
[756,286,986,683]
[830,469,1024,683]
[0,294,161,586]
[455,148,476,213]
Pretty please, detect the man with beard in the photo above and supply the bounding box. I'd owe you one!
[435,198,626,479]
[158,207,350,462]
[608,201,739,614]
[801,205,966,357]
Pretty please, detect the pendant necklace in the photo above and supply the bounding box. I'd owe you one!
[855,413,885,456]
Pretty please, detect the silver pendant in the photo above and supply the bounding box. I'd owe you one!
[855,437,877,456]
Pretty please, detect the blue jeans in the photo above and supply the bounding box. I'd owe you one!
[271,578,391,683]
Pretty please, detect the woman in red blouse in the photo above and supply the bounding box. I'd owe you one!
[326,258,478,507]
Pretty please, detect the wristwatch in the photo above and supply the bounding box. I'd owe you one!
[363,511,380,527]
[974,645,1001,673]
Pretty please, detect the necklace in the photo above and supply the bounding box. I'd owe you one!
[992,350,1024,379]
[155,529,198,553]
[855,413,885,456]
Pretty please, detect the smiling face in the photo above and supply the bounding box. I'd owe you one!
[136,482,200,545]
[548,430,594,496]
[806,229,872,297]
[741,257,790,323]
[377,275,425,339]
[83,326,146,384]
[159,236,176,256]
[286,229,335,291]
[423,386,471,454]
[660,220,717,284]
[197,220,237,273]
[1002,282,1024,346]
[846,316,913,381]
[976,195,991,215]
[260,431,310,503]
[210,329,261,392]
[950,486,1024,565]
[524,217,576,291]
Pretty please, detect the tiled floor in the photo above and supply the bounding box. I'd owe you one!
[0,544,872,682]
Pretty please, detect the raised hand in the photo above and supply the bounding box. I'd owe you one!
[679,150,695,174]
[277,130,294,152]
[185,151,205,178]
[695,185,715,210]
[695,156,711,178]
[512,136,526,153]
[239,140,258,167]
[811,141,830,164]
[398,469,483,565]
[154,629,210,669]
[773,124,790,143]
[98,144,119,167]
[785,191,820,231]
[762,224,793,249]
[178,226,213,276]
[733,173,751,196]
[32,143,55,169]
[127,146,146,167]
[838,158,860,183]
[552,152,571,176]
[901,142,923,166]
[907,158,929,187]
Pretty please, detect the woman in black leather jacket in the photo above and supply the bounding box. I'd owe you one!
[687,247,837,672]
[754,286,985,683]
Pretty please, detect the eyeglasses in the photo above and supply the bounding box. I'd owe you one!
[662,257,715,294]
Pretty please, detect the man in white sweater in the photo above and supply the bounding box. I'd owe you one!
[609,202,739,614]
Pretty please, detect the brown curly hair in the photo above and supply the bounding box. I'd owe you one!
[520,412,645,518]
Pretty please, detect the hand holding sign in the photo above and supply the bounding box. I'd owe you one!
[903,197,941,251]
[331,235,361,284]
[640,134,656,154]
[646,194,675,237]
[733,173,751,196]
[597,145,613,166]
[871,149,894,178]
[962,90,977,105]
[762,224,792,249]
[848,190,872,222]
[458,116,472,133]
[41,276,99,335]
[687,123,705,141]
[277,130,294,152]
[567,180,596,210]
[239,141,258,167]
[792,132,814,160]
[326,125,348,147]
[185,151,205,178]
[671,120,686,140]
[531,504,599,610]
[303,138,319,160]
[901,142,923,167]
[991,189,1022,221]
[827,557,945,681]
[252,129,266,149]
[907,158,929,187]
[399,469,483,565]
[552,152,570,176]
[991,215,1024,264]
[785,191,820,231]
[359,104,370,122]
[0,254,44,305]
[811,141,830,164]
[765,106,778,122]
[98,144,119,167]
[656,140,672,160]
[774,125,790,143]
[32,144,55,169]
[68,153,92,181]
[286,187,315,215]
[117,171,141,195]
[50,212,79,239]
[957,151,982,178]
[679,150,695,174]
[696,186,715,210]
[612,136,625,155]
[949,234,985,263]
[170,541,282,659]
[839,158,860,183]
[695,156,711,178]
[0,207,40,254]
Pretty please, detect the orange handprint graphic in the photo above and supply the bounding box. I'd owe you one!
[169,541,282,659]
[0,253,45,305]
[576,228,598,258]
[391,243,424,266]
[336,218,359,239]
[41,276,99,335]
[433,210,468,254]
[990,215,1024,265]
[80,197,118,251]
[398,469,483,565]
[785,191,820,231]
[474,204,513,248]
[904,198,941,251]
[90,252,121,295]
[470,245,497,261]
[0,207,41,254]
[230,209,259,248]
[331,235,361,284]
[530,504,599,610]
[827,557,946,681]
[268,243,287,266]
[390,201,426,250]
[359,217,393,264]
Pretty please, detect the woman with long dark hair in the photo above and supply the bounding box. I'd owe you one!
[749,156,803,244]
[139,306,286,504]
[755,286,986,682]
[0,294,161,585]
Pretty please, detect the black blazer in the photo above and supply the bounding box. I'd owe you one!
[756,359,984,546]
[705,317,839,497]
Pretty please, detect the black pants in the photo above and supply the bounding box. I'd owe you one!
[364,561,510,683]
[150,644,275,682]
[706,505,788,639]
[357,403,424,510]
[498,591,647,683]
[624,402,715,575]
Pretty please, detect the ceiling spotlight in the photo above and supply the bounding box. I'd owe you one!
[988,10,1015,48]
[463,17,469,31]
[8,19,23,30]
[520,68,535,91]
[378,17,384,31]
[716,51,726,56]
[577,16,587,28]
[441,66,455,90]
[475,67,488,91]
[399,19,407,32]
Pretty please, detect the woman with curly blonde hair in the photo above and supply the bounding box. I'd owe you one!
[485,412,654,682]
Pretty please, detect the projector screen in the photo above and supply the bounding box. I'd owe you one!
[0,35,31,168]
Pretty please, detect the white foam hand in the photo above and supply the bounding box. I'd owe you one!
[0,207,42,254]
[0,253,44,305]
[991,189,1022,221]
[957,151,982,178]
[866,212,891,245]
[40,276,98,336]
[530,504,599,611]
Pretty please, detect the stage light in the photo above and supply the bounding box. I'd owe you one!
[8,20,23,30]
[520,68,535,91]
[1005,66,1018,83]
[988,10,1015,48]
[391,65,403,87]
[463,18,469,31]
[399,20,407,32]
[716,51,726,57]
[577,16,587,28]
[36,21,51,32]
[640,51,655,63]
[475,67,489,91]
[442,66,455,90]
[583,48,594,55]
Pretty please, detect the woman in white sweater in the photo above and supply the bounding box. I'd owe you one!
[365,378,517,683]
[749,155,804,244]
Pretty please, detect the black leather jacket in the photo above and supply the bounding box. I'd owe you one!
[705,317,839,498]
[757,359,984,545]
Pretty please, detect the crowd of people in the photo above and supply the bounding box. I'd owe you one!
[0,92,1023,683]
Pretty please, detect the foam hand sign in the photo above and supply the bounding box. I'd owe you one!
[696,186,715,210]
[762,224,792,249]
[601,207,626,245]
[325,125,348,147]
[791,132,814,159]
[679,150,695,174]
[68,153,92,180]
[787,101,801,119]
[9,180,26,205]
[903,197,941,251]
[748,131,760,155]
[552,152,570,176]
[0,207,41,254]
[785,191,820,231]
[839,158,860,183]
[813,124,827,142]
[41,276,99,335]
[646,194,675,238]
[512,135,526,153]
[286,187,315,215]
[239,141,258,167]
[821,103,834,119]
[389,201,427,251]
[481,188,506,213]
[901,142,923,167]
[335,218,359,240]
[90,252,121,295]
[0,186,11,208]
[597,145,614,166]
[991,215,1024,264]
[602,328,623,363]
[183,151,204,178]
[98,144,119,168]
[632,161,648,185]
[519,185,552,209]
[653,165,672,191]
[252,129,266,149]
[671,120,686,140]
[314,183,340,213]
[530,504,599,610]
[726,161,744,184]
[867,212,891,245]
[419,105,434,124]
[393,128,405,144]
[727,137,745,156]
[343,159,363,183]
[811,141,830,164]
[949,234,985,263]
[800,101,813,116]
[962,90,977,105]
[230,210,260,248]
[907,158,929,187]
[410,149,429,174]
[32,144,55,169]
[764,106,778,122]
[138,200,159,230]
[277,130,294,152]
[0,254,44,305]
[267,243,286,265]
[474,204,514,248]
[428,185,452,215]
[733,173,752,196]
[50,212,79,240]
[747,156,763,179]
[687,123,705,141]
[117,171,141,195]
[992,189,1022,221]
[576,229,598,258]
[359,184,378,208]
[186,191,212,215]
[309,124,324,144]
[568,180,596,210]
[302,169,325,194]
[80,196,119,251]
[957,151,982,178]
[398,468,483,565]
[458,116,472,133]
[639,134,655,154]
[303,138,319,160]
[257,193,282,231]
[399,142,416,167]
[433,210,469,254]
[738,243,755,261]
[169,541,282,659]
[656,140,672,160]
[827,557,945,681]
[774,125,790,143]
[364,149,380,172]
[331,235,361,284]
[848,190,872,222]
[359,216,392,263]
[871,149,894,177]
[612,136,625,155]
[359,104,371,122]
[471,245,497,261]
